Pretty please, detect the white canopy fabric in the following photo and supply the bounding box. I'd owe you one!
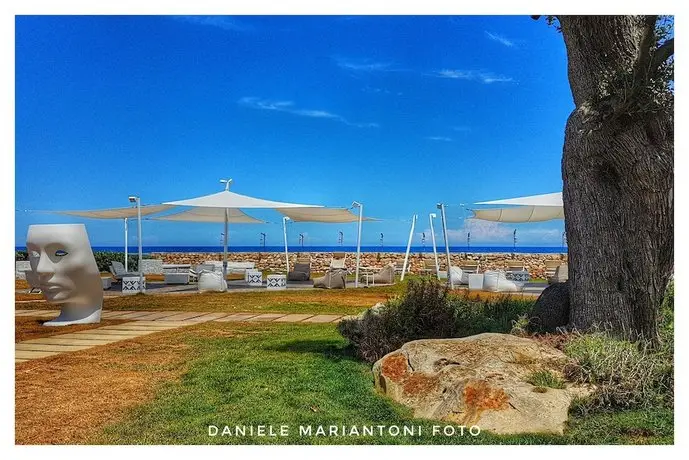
[471,192,564,223]
[278,207,375,223]
[164,190,321,209]
[54,204,174,219]
[151,207,264,224]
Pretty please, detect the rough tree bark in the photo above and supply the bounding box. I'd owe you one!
[557,16,673,344]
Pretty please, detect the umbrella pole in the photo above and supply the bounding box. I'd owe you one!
[438,203,453,288]
[353,202,363,288]
[401,214,416,281]
[223,209,228,291]
[124,217,128,272]
[429,213,440,280]
[283,216,290,273]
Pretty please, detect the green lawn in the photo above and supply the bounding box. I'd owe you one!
[93,322,673,445]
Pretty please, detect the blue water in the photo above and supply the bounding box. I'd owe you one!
[17,245,567,254]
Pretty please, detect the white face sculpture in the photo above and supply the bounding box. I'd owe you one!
[26,224,102,326]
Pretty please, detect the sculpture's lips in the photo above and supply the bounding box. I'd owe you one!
[41,284,66,292]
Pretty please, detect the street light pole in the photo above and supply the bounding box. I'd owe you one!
[128,195,143,293]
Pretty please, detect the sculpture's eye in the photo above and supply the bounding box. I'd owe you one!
[55,249,68,257]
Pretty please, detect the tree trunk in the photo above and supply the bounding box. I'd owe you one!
[559,16,673,344]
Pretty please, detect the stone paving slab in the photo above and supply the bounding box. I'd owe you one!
[214,313,260,322]
[16,343,94,352]
[301,314,343,324]
[101,311,138,318]
[130,311,181,321]
[246,313,288,322]
[16,350,63,359]
[273,314,315,323]
[98,324,178,331]
[159,312,208,321]
[56,333,144,341]
[187,312,231,322]
[15,310,60,317]
[111,311,159,320]
[72,329,156,336]
[121,321,198,327]
[22,337,121,346]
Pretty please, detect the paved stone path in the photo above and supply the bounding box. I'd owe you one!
[15,309,345,363]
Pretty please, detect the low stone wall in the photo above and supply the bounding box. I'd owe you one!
[15,261,31,279]
[149,252,567,279]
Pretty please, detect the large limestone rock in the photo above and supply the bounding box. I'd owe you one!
[372,333,590,435]
[528,281,570,333]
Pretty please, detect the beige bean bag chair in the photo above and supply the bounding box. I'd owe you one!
[482,270,523,292]
[314,269,347,289]
[361,263,395,285]
[198,271,227,292]
[449,266,464,285]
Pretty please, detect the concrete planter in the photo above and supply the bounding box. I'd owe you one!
[15,260,31,279]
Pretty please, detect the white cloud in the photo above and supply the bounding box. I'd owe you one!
[173,15,253,32]
[485,31,516,48]
[425,136,453,142]
[435,69,514,84]
[238,97,378,128]
[445,219,562,244]
[333,56,400,72]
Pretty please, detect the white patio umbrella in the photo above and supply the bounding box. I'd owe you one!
[162,180,323,286]
[51,204,174,272]
[471,192,564,223]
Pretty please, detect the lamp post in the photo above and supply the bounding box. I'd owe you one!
[260,232,266,249]
[128,195,143,293]
[429,213,440,280]
[352,201,363,288]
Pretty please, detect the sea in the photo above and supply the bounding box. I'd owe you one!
[17,245,568,254]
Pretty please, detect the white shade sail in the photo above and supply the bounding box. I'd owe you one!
[471,192,564,223]
[53,204,175,219]
[150,207,264,224]
[164,190,322,209]
[278,207,376,223]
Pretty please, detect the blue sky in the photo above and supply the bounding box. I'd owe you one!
[15,15,572,248]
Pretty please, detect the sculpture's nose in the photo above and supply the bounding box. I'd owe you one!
[35,253,54,278]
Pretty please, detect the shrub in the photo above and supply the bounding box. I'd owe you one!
[92,251,152,272]
[338,280,536,364]
[453,293,534,337]
[563,332,673,413]
[15,250,28,261]
[527,370,565,389]
[338,279,457,363]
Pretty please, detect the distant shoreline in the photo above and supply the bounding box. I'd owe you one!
[16,245,568,255]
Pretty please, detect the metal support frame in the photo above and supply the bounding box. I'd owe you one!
[352,201,363,288]
[401,214,417,281]
[124,217,129,272]
[429,213,440,280]
[282,216,290,273]
[437,203,452,288]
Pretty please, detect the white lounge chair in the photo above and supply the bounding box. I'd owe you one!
[330,252,347,270]
[109,261,139,282]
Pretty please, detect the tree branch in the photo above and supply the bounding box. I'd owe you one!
[652,38,674,69]
[634,15,658,80]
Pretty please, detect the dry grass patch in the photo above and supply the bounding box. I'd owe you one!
[15,317,130,343]
[99,287,398,315]
[15,323,247,445]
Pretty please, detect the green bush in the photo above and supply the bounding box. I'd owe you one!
[15,250,28,261]
[338,279,457,363]
[564,332,673,413]
[527,370,565,389]
[453,293,534,337]
[338,279,536,364]
[92,251,153,272]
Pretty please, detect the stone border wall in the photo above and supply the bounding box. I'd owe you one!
[149,252,567,279]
